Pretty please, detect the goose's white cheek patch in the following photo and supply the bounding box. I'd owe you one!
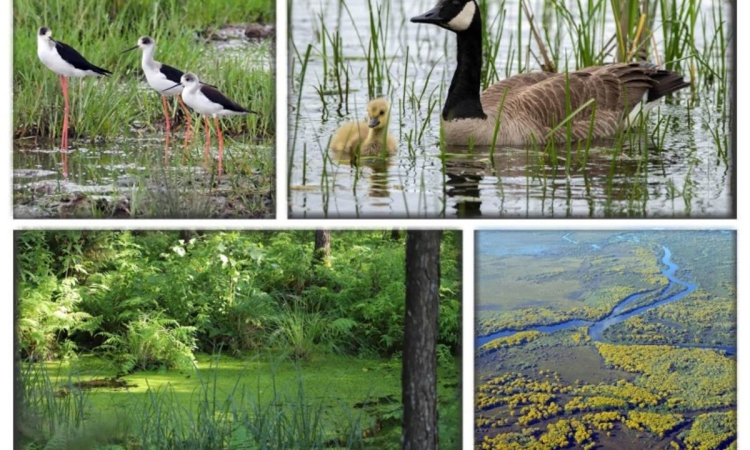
[447,2,476,31]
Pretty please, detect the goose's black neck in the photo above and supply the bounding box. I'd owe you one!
[443,17,486,121]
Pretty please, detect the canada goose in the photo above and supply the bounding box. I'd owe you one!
[411,0,690,147]
[330,98,398,156]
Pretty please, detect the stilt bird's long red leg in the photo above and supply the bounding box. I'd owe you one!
[204,116,211,169]
[177,95,192,162]
[162,95,171,164]
[214,117,224,179]
[60,75,70,180]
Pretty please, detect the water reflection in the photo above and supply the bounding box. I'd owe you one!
[441,140,668,218]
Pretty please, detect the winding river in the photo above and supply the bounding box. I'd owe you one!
[476,246,736,355]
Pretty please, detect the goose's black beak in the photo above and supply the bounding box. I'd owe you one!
[121,45,139,54]
[163,83,182,92]
[411,4,447,24]
[369,118,380,129]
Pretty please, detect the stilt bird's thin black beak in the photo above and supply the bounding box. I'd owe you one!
[163,83,182,92]
[121,45,139,54]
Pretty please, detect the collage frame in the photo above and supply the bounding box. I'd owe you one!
[4,0,746,449]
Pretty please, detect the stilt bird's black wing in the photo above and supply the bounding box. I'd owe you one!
[54,40,112,76]
[159,63,184,84]
[200,85,249,113]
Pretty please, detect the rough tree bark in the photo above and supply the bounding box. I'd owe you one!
[314,230,331,267]
[402,230,442,450]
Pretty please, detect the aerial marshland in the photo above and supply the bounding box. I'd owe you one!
[16,231,462,449]
[288,0,732,218]
[475,231,736,449]
[14,0,275,219]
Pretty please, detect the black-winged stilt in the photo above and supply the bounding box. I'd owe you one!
[122,36,193,160]
[36,26,111,180]
[165,73,255,178]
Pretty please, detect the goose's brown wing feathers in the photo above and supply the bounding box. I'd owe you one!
[480,72,556,112]
[482,63,688,141]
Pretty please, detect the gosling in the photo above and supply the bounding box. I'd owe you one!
[330,98,397,156]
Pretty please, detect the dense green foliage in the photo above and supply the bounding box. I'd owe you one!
[18,230,461,369]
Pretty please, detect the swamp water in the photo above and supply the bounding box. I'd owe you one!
[24,355,460,447]
[289,0,732,218]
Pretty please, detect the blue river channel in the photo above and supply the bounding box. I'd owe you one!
[476,246,736,355]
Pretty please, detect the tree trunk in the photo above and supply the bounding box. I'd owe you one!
[314,230,331,267]
[402,230,442,450]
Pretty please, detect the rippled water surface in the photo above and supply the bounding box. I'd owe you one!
[289,0,732,218]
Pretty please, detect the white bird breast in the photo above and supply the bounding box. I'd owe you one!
[182,89,224,116]
[143,66,184,97]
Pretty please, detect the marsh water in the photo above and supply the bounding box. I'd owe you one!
[14,36,274,219]
[14,138,273,218]
[289,0,732,218]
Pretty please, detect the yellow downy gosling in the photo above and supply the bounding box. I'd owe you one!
[330,98,397,156]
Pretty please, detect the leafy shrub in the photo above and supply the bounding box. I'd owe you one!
[269,308,357,361]
[206,288,277,354]
[101,314,197,373]
[17,231,462,361]
[18,276,94,361]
